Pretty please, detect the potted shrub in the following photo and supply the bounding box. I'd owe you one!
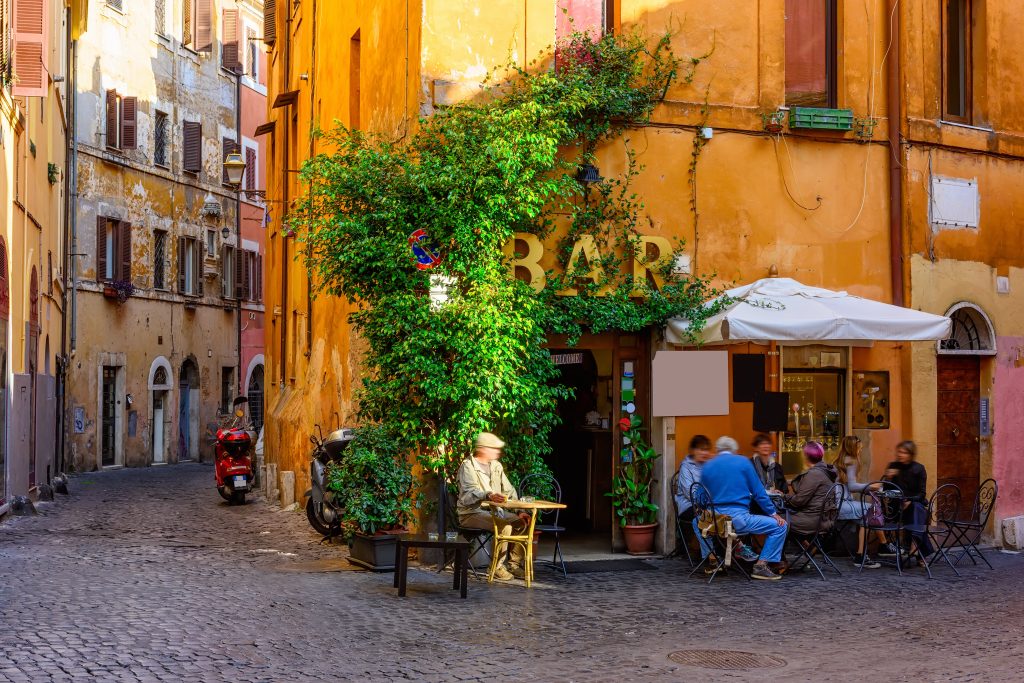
[606,415,659,554]
[102,279,135,304]
[325,425,413,571]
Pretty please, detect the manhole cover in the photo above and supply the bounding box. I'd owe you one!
[668,649,786,671]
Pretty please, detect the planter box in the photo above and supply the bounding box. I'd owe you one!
[348,533,397,572]
[102,286,119,300]
[788,107,854,131]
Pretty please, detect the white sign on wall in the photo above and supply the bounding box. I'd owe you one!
[930,175,979,229]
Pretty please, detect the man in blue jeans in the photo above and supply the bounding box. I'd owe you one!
[693,436,788,580]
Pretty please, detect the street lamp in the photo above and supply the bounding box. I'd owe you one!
[223,151,246,188]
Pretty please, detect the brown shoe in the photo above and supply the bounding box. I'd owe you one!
[771,560,790,575]
[492,565,514,581]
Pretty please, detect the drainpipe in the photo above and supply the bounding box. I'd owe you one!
[280,4,291,386]
[236,72,243,398]
[57,6,72,476]
[886,0,904,307]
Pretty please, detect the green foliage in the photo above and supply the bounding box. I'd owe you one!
[605,415,660,526]
[292,28,720,489]
[324,425,414,538]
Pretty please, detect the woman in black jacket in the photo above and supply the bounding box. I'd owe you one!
[882,440,932,559]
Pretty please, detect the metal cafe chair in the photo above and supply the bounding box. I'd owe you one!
[857,482,908,576]
[517,473,567,577]
[788,483,844,581]
[947,478,998,570]
[669,471,696,567]
[917,483,963,578]
[440,490,493,577]
[688,482,751,584]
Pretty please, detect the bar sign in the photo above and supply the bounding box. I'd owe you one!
[980,397,990,437]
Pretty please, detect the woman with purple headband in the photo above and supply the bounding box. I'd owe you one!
[784,441,839,536]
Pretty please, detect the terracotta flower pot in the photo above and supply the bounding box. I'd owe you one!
[622,522,658,555]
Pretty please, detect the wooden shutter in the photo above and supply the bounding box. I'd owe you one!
[263,0,276,44]
[105,90,119,149]
[13,0,47,97]
[234,247,245,300]
[118,222,132,282]
[121,96,137,150]
[196,247,204,296]
[96,216,108,281]
[222,8,240,70]
[195,0,213,52]
[183,0,192,46]
[245,147,256,192]
[177,236,187,292]
[255,254,262,302]
[183,121,202,173]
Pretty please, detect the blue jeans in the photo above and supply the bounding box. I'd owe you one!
[693,505,788,563]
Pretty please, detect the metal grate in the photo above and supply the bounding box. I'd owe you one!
[154,112,168,167]
[668,650,786,671]
[153,230,167,290]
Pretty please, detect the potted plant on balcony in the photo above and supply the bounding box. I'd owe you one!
[325,425,414,571]
[607,415,660,555]
[102,279,135,304]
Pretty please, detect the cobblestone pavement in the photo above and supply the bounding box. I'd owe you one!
[1,464,1022,682]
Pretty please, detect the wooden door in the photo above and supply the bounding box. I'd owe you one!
[936,356,980,509]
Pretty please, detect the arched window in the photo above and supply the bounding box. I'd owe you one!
[939,303,996,355]
[154,367,167,386]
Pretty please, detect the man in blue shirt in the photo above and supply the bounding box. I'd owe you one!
[692,436,788,580]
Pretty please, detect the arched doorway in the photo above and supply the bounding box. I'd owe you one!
[149,357,173,465]
[936,303,996,508]
[246,364,264,433]
[0,238,8,506]
[178,358,200,462]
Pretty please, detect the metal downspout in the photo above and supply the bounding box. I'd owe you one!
[886,0,904,307]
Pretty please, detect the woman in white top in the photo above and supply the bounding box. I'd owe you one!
[833,435,885,569]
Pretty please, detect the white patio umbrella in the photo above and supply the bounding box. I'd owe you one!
[666,277,952,346]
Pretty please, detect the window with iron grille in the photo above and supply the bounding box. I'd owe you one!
[155,0,167,35]
[107,0,123,12]
[153,230,168,290]
[154,111,168,167]
[246,28,258,79]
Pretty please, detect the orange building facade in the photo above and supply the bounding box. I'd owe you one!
[262,1,1024,551]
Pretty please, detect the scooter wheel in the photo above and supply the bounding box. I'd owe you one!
[218,487,232,501]
[306,497,333,537]
[231,490,247,505]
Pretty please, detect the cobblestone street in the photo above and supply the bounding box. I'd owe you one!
[0,465,1021,682]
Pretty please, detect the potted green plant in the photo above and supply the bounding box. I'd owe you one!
[606,415,659,554]
[325,425,414,571]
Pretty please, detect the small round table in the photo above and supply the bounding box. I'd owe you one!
[481,499,567,587]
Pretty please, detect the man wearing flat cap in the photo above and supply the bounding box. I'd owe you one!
[457,432,530,580]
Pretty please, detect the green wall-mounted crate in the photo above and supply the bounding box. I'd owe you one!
[788,107,854,131]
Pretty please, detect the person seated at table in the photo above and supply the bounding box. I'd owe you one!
[881,440,933,561]
[693,436,789,581]
[675,435,713,522]
[784,441,838,536]
[833,435,886,569]
[750,433,788,493]
[456,432,531,581]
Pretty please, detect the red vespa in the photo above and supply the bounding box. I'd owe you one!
[215,396,255,505]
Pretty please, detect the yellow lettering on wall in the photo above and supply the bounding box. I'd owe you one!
[503,232,546,293]
[558,234,609,297]
[632,236,673,296]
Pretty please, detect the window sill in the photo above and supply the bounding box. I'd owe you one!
[154,162,170,171]
[939,120,993,133]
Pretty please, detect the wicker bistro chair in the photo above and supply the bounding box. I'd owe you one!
[517,473,567,578]
[788,483,844,581]
[669,472,697,567]
[947,478,998,570]
[857,482,909,575]
[907,483,962,578]
[688,482,751,584]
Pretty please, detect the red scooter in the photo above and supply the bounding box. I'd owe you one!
[215,397,256,505]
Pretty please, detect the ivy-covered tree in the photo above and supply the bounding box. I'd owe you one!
[293,29,720,484]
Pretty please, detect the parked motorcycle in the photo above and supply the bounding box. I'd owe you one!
[304,425,356,538]
[214,397,256,505]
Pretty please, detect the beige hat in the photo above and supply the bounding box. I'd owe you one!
[475,432,505,449]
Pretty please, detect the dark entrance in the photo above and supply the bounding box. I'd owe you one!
[546,348,614,536]
[937,355,981,509]
[101,366,117,467]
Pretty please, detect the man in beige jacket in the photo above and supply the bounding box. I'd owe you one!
[457,432,530,580]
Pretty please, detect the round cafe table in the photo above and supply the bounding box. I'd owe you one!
[481,499,566,587]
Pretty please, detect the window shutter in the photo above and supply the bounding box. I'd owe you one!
[121,96,137,150]
[195,0,213,52]
[177,236,187,292]
[183,0,192,46]
[235,247,244,300]
[183,121,202,173]
[196,254,204,296]
[222,8,240,70]
[119,222,132,282]
[96,216,108,281]
[105,90,119,149]
[12,0,47,97]
[245,147,256,192]
[263,0,277,44]
[221,244,230,298]
[255,254,262,302]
